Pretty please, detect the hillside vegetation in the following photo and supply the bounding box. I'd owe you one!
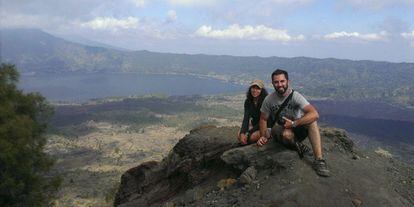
[0,64,60,206]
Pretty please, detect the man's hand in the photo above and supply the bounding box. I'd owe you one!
[282,116,295,129]
[257,136,269,147]
[239,133,248,145]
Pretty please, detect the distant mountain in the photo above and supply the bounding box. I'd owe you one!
[53,33,131,51]
[0,28,125,73]
[1,28,414,106]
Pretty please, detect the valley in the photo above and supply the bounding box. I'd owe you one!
[46,95,243,206]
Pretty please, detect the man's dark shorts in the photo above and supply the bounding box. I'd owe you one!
[271,124,308,143]
[292,126,308,142]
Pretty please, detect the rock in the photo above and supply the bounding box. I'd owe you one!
[321,127,354,153]
[217,178,237,191]
[114,161,162,206]
[115,126,414,207]
[352,198,363,207]
[375,147,393,158]
[182,187,205,204]
[163,202,175,207]
[174,125,239,156]
[352,153,360,160]
[220,139,291,170]
[239,166,257,185]
[114,125,239,207]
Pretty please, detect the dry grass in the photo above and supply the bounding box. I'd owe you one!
[46,122,186,207]
[45,94,245,206]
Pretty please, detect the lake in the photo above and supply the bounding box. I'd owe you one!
[19,73,245,102]
[20,73,414,162]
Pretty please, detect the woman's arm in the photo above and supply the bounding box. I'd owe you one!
[240,100,250,134]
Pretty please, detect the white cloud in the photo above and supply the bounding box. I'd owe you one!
[78,16,181,40]
[194,24,305,41]
[323,31,388,41]
[0,12,73,32]
[402,31,414,47]
[168,0,217,6]
[401,31,414,39]
[167,10,177,22]
[0,13,47,28]
[80,17,139,30]
[271,0,314,5]
[341,0,414,9]
[131,0,147,7]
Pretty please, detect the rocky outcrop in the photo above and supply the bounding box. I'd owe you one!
[114,125,414,207]
[114,125,240,206]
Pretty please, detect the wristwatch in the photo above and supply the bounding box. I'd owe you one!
[292,121,297,128]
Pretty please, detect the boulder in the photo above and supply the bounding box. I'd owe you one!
[115,125,414,207]
[114,125,239,206]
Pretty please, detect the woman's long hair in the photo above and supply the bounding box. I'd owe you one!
[246,86,268,108]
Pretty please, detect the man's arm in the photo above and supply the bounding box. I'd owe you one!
[257,112,270,146]
[259,112,269,138]
[284,104,319,128]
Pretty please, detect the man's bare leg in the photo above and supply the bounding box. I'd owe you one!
[307,121,330,177]
[307,121,323,159]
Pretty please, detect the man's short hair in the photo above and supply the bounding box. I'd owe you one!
[271,69,289,80]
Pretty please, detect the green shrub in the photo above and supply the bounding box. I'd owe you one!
[0,64,61,206]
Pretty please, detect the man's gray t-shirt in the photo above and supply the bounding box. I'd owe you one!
[260,90,310,123]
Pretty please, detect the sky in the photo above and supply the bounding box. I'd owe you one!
[1,0,414,62]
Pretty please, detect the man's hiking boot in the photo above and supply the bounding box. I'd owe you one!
[312,158,330,177]
[295,141,310,159]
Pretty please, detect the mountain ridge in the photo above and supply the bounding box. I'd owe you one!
[1,28,414,106]
[2,29,414,73]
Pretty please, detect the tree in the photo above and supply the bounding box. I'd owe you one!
[0,64,60,206]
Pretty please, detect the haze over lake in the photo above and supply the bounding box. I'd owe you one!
[19,73,245,102]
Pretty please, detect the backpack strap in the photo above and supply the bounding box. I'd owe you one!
[275,89,295,123]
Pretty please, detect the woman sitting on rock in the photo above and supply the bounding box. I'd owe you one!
[238,79,269,145]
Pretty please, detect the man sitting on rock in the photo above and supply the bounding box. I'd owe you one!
[257,69,330,177]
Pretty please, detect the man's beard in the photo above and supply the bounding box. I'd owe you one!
[275,84,288,95]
